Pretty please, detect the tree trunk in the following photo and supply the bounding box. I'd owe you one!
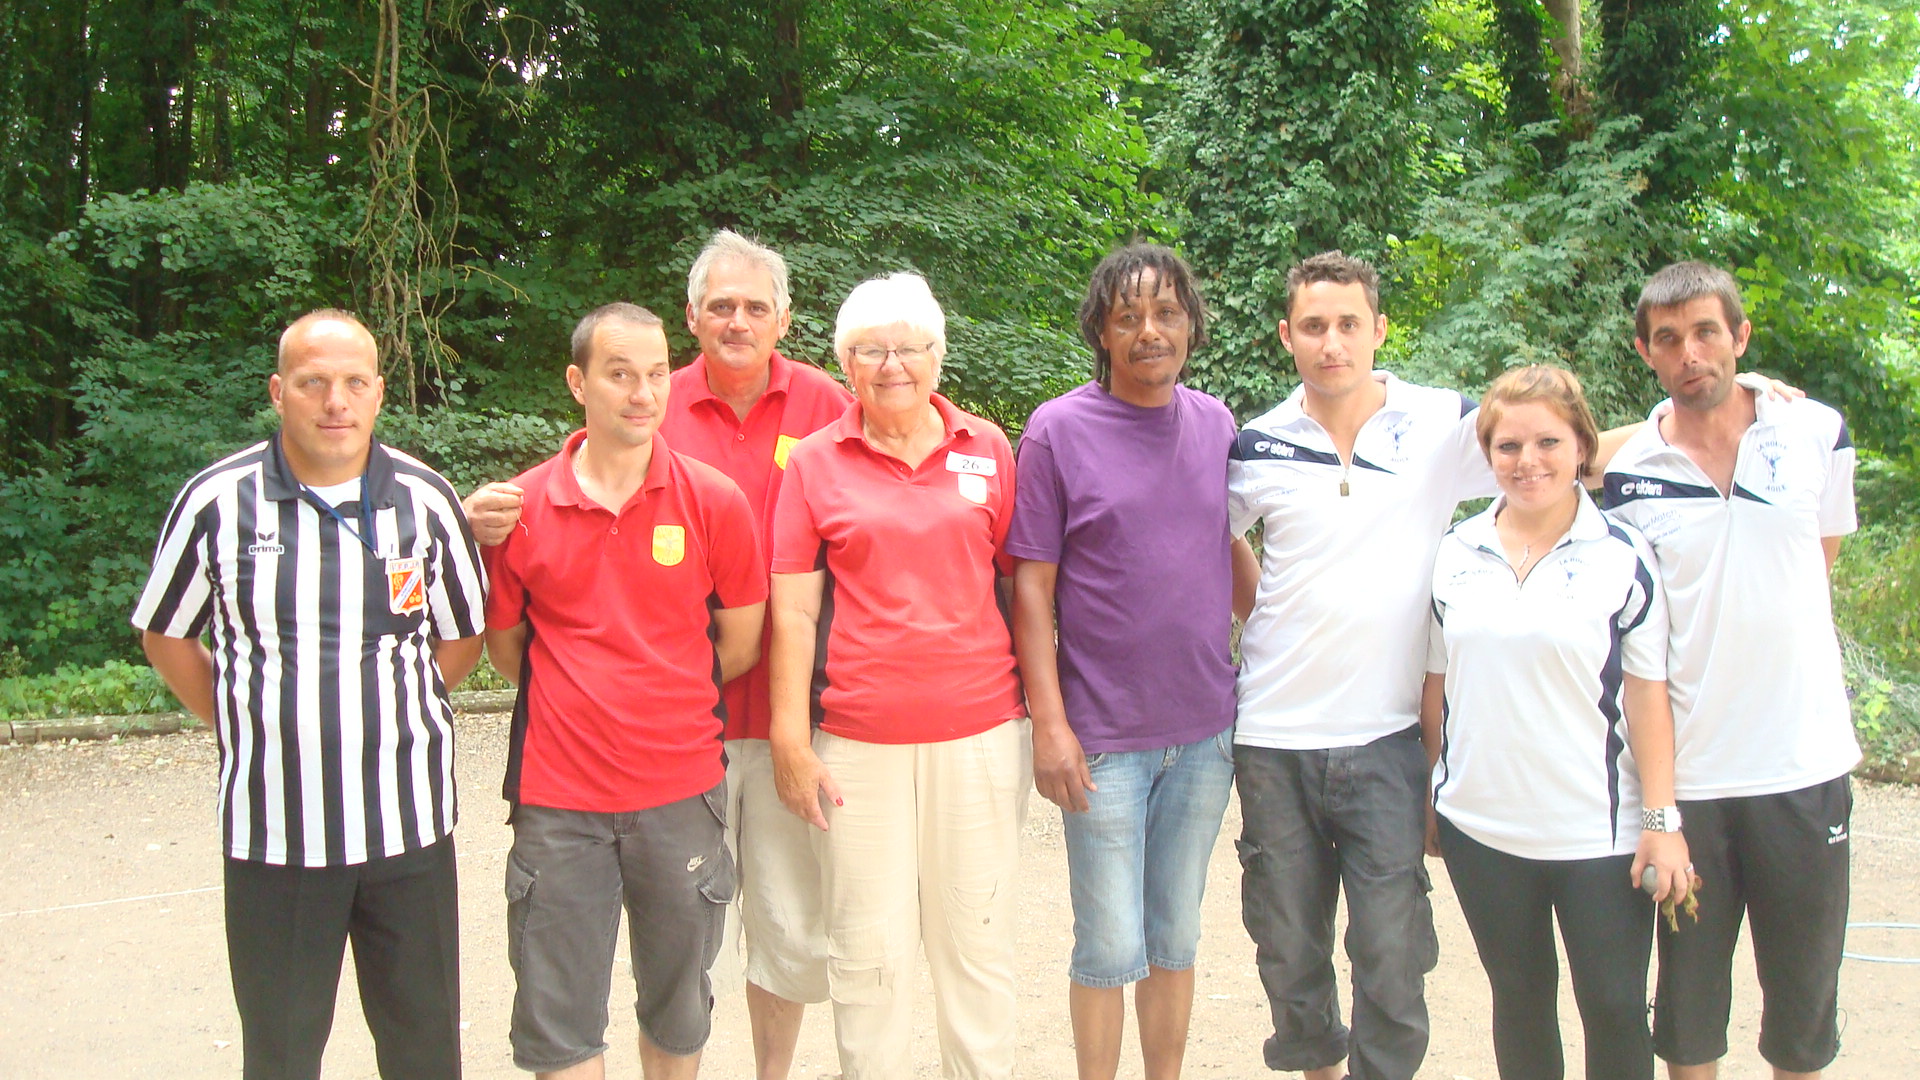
[1543,0,1580,83]
[772,0,806,168]
[209,0,233,182]
[1489,0,1556,131]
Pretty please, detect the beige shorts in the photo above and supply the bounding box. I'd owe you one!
[723,738,830,1003]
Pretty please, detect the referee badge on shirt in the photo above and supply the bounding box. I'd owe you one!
[386,556,427,615]
[653,524,686,566]
[774,434,800,470]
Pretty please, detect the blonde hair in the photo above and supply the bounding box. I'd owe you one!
[1476,364,1601,475]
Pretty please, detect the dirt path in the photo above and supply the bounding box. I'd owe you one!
[4,714,1918,1078]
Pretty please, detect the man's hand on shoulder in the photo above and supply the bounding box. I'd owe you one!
[463,481,524,546]
[1735,371,1806,402]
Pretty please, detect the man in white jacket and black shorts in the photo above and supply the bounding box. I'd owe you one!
[1603,261,1859,1080]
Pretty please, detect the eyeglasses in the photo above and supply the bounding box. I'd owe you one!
[847,343,936,365]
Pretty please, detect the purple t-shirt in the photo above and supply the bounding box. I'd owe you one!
[1007,382,1238,752]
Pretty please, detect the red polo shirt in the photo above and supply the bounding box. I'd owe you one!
[662,351,852,740]
[770,394,1024,745]
[485,430,766,813]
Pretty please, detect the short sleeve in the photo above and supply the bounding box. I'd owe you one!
[424,486,488,640]
[988,428,1019,576]
[131,483,217,638]
[708,481,769,608]
[1451,406,1498,502]
[770,450,826,574]
[1425,600,1448,676]
[1617,534,1670,682]
[1819,417,1859,538]
[1005,427,1063,564]
[482,530,529,631]
[1226,434,1263,536]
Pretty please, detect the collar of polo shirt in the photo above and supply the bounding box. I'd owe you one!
[261,431,402,508]
[680,348,800,411]
[828,392,980,447]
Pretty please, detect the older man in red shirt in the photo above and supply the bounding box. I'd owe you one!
[468,231,850,1080]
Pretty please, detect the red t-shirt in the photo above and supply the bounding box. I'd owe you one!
[485,430,766,812]
[770,394,1024,744]
[661,351,852,740]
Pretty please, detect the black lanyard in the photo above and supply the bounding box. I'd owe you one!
[299,473,381,559]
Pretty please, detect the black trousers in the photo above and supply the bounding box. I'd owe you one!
[1438,817,1654,1080]
[224,837,462,1080]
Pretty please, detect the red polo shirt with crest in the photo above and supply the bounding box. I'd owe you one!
[661,350,852,741]
[484,429,765,812]
[770,394,1024,745]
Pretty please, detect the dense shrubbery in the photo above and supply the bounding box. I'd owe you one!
[0,660,179,721]
[3,0,1918,784]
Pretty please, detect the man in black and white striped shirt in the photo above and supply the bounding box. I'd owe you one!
[134,309,488,1080]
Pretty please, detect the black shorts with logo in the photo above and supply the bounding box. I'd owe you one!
[1653,774,1851,1072]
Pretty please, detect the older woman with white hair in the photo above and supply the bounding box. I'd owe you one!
[767,272,1030,1080]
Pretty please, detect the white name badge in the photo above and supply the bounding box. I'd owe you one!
[945,452,997,477]
[957,473,990,505]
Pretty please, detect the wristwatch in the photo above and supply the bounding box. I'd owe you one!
[1642,805,1684,833]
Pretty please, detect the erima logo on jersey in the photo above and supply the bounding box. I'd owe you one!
[248,530,284,556]
[1828,823,1848,845]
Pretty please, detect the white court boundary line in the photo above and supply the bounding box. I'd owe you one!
[0,845,509,919]
[1854,830,1920,845]
[0,885,222,918]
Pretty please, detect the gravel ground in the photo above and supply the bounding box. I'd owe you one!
[4,714,1919,1078]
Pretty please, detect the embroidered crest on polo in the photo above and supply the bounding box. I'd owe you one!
[652,524,686,566]
[945,451,996,476]
[386,556,427,615]
[774,433,800,470]
[956,472,990,505]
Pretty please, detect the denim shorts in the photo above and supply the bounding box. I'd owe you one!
[1061,726,1236,987]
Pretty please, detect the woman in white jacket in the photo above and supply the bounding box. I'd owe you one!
[1420,364,1692,1080]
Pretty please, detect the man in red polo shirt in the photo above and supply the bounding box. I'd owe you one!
[483,302,766,1080]
[468,231,850,1080]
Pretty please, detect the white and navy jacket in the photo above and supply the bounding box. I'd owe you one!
[1602,392,1859,800]
[1428,490,1668,860]
[1229,372,1495,750]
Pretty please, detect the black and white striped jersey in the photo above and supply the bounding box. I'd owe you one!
[132,435,488,867]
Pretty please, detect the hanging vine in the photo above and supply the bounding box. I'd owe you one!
[355,0,463,405]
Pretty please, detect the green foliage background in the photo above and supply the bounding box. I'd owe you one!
[3,0,1918,765]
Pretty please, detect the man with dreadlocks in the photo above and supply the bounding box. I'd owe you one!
[1008,243,1254,1080]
